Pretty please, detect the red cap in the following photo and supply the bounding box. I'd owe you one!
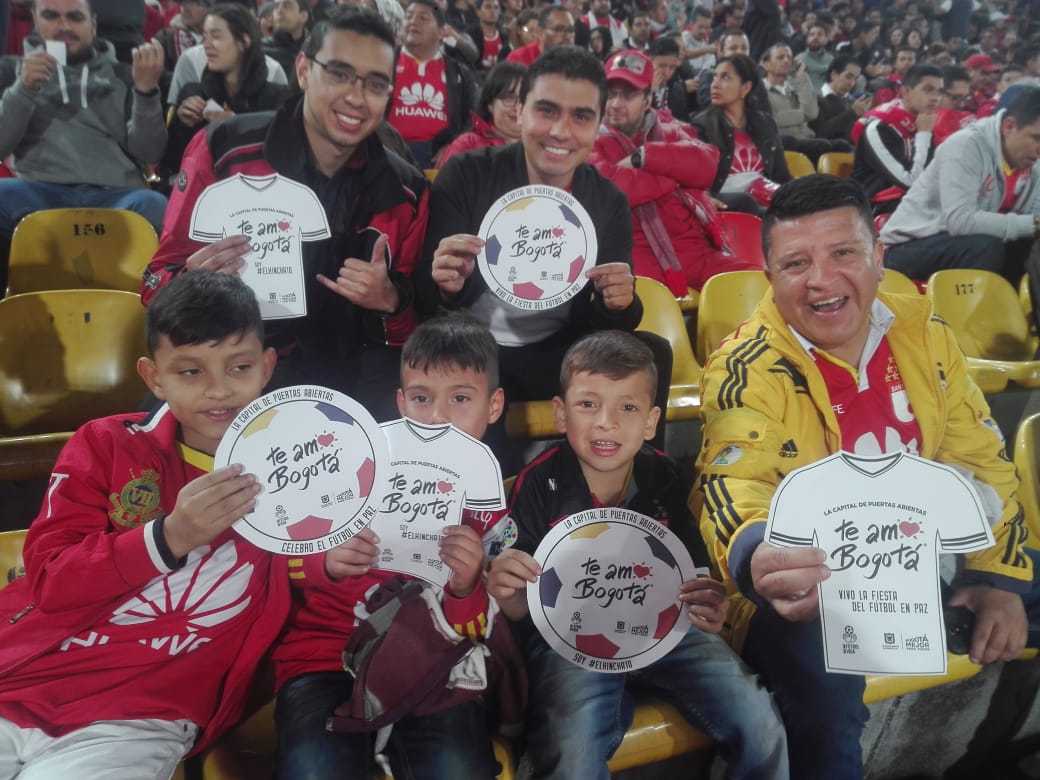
[965,53,1000,73]
[605,50,654,91]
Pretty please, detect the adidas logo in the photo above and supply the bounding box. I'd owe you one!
[779,439,799,458]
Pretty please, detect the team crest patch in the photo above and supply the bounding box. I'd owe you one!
[176,169,188,191]
[109,469,163,528]
[711,444,742,466]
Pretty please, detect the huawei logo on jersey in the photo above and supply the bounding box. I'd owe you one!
[110,540,255,655]
[395,82,447,119]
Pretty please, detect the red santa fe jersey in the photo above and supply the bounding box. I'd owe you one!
[389,50,450,142]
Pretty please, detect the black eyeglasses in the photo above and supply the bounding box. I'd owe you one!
[307,56,392,97]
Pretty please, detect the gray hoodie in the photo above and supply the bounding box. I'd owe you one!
[0,37,166,189]
[881,110,1040,246]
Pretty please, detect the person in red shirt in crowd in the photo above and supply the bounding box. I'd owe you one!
[977,64,1025,118]
[964,52,1000,112]
[0,271,288,777]
[589,49,759,295]
[387,0,478,168]
[870,45,917,106]
[581,0,625,49]
[932,64,976,145]
[437,60,524,167]
[144,9,429,422]
[465,0,511,80]
[506,5,575,66]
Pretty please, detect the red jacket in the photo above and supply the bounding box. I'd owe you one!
[589,111,759,295]
[436,113,514,169]
[143,95,429,389]
[0,407,290,755]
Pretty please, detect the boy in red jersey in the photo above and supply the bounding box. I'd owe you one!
[0,272,287,778]
[272,314,516,779]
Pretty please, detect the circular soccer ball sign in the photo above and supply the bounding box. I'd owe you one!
[477,184,597,311]
[527,507,695,672]
[214,385,388,555]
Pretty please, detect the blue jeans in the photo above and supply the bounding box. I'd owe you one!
[522,625,788,780]
[742,608,869,780]
[0,179,168,238]
[274,671,497,780]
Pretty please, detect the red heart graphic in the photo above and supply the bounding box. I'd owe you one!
[278,220,290,231]
[552,227,564,237]
[317,433,335,447]
[633,564,651,578]
[899,521,920,537]
[437,481,454,493]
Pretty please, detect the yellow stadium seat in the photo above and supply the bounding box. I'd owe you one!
[716,211,765,266]
[1020,273,1036,339]
[7,208,158,296]
[695,270,770,365]
[0,290,148,480]
[608,697,713,770]
[635,277,702,419]
[879,269,921,296]
[784,150,815,178]
[0,529,27,589]
[201,697,517,780]
[927,269,1040,389]
[818,151,855,177]
[1014,413,1040,545]
[678,287,699,313]
[424,168,438,183]
[505,400,558,440]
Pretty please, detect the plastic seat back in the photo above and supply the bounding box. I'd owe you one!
[1014,414,1040,547]
[716,211,765,266]
[0,290,147,436]
[7,208,158,296]
[817,152,854,177]
[696,270,770,365]
[784,150,815,178]
[635,277,701,390]
[0,530,27,588]
[879,269,921,296]
[927,269,1038,361]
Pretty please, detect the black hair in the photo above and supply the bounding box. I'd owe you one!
[850,21,879,38]
[521,45,608,113]
[649,35,681,58]
[691,7,712,20]
[401,314,500,391]
[301,6,396,58]
[902,62,943,88]
[762,175,874,260]
[477,61,526,121]
[716,53,760,92]
[203,4,265,90]
[827,54,860,81]
[1005,86,1040,128]
[537,4,570,28]
[146,272,264,354]
[764,42,792,61]
[407,0,445,27]
[560,331,658,399]
[941,63,970,85]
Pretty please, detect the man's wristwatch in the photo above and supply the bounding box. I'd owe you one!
[630,147,644,168]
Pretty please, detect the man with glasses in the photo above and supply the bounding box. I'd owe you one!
[143,9,429,420]
[933,64,976,145]
[388,0,478,169]
[506,5,575,66]
[589,49,759,295]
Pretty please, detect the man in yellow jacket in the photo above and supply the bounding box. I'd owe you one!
[692,174,1034,780]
